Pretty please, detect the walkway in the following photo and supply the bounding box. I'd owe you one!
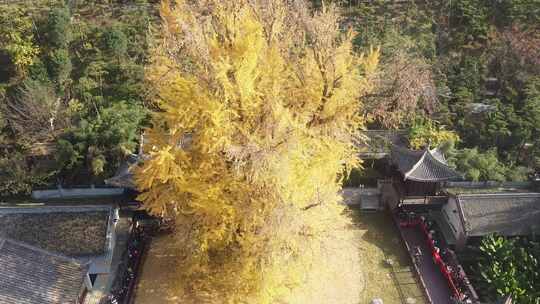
[84,214,132,304]
[400,226,453,304]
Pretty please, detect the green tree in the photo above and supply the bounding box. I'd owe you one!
[448,0,489,49]
[476,235,540,303]
[57,101,145,177]
[46,6,72,49]
[0,151,54,195]
[407,117,459,149]
[102,26,128,58]
[27,58,51,83]
[521,77,540,170]
[47,48,72,86]
[448,148,507,182]
[0,1,154,189]
[0,109,7,145]
[0,6,39,73]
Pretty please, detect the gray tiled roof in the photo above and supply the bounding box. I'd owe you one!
[105,153,142,190]
[457,193,540,237]
[390,145,460,182]
[0,206,110,257]
[0,238,89,304]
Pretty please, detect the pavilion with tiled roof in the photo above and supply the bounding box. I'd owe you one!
[389,145,461,197]
[391,145,460,182]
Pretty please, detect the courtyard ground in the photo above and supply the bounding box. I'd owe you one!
[347,209,427,304]
[133,233,182,303]
[134,208,427,304]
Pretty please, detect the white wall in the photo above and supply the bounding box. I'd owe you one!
[32,187,125,199]
[441,196,466,248]
[381,181,399,210]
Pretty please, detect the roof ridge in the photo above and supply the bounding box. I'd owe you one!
[404,149,428,180]
[0,205,112,213]
[391,144,461,181]
[457,192,540,198]
[425,149,461,177]
[426,147,449,166]
[454,196,469,235]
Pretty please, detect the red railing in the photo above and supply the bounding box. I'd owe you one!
[400,218,464,300]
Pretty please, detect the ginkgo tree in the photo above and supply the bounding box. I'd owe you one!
[135,0,378,303]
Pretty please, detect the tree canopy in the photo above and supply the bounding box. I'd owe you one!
[1,0,538,193]
[343,0,540,181]
[135,0,378,302]
[0,1,153,191]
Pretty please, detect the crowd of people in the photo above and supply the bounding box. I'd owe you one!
[102,224,146,304]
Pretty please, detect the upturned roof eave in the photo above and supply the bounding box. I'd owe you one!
[403,175,459,182]
[400,147,461,182]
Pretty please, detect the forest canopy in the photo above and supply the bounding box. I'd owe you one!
[0,1,539,188]
[0,1,156,193]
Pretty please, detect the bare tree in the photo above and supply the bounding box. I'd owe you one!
[363,50,438,129]
[502,25,540,68]
[2,80,70,144]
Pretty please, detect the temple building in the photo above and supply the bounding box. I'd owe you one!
[437,189,540,250]
[0,205,123,303]
[0,238,90,304]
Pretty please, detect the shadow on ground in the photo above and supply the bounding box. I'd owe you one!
[134,207,427,304]
[344,207,427,304]
[134,233,183,304]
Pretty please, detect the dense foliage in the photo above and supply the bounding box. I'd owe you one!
[0,1,155,193]
[135,0,378,302]
[1,0,538,302]
[407,117,459,150]
[335,0,540,181]
[1,0,538,192]
[474,235,540,303]
[446,145,529,182]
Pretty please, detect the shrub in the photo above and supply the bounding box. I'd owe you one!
[408,117,459,149]
[46,7,72,48]
[102,26,128,58]
[47,48,72,86]
[476,235,540,303]
[0,152,53,196]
